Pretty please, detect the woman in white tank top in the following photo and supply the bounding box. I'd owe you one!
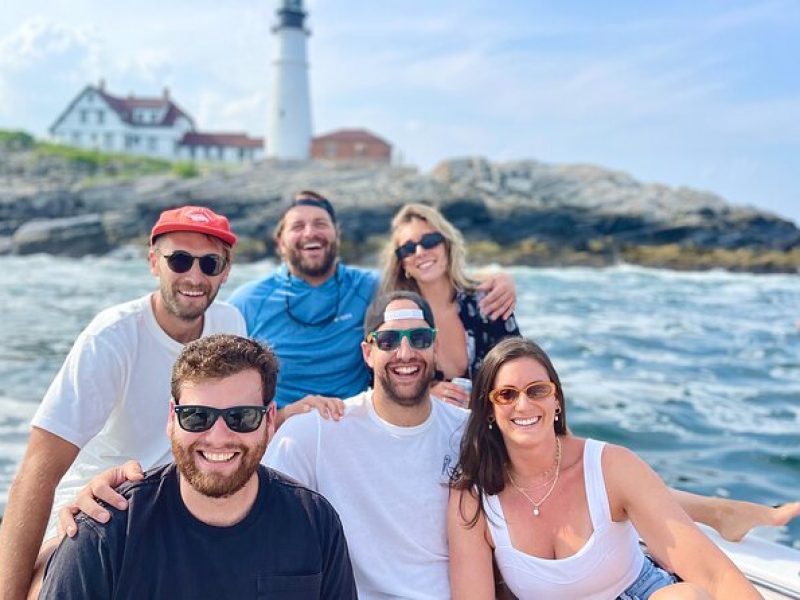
[448,338,760,600]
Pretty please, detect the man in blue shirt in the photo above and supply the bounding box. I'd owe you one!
[229,192,377,426]
[228,191,515,427]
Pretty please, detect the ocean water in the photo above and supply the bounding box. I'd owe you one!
[0,255,798,547]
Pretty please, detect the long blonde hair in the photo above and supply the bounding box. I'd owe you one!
[379,203,474,296]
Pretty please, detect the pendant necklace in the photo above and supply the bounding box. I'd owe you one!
[507,437,562,517]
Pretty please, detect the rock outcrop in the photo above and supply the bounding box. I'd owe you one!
[1,148,798,272]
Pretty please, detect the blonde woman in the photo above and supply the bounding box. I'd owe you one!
[381,203,520,406]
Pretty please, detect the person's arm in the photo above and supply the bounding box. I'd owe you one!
[606,445,760,599]
[39,516,117,599]
[670,488,800,543]
[472,271,516,321]
[0,428,79,599]
[447,488,496,600]
[430,381,470,408]
[56,461,144,538]
[275,395,346,428]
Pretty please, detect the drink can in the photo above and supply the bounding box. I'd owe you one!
[451,377,473,395]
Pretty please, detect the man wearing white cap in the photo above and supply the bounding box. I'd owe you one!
[0,206,246,599]
[265,290,466,598]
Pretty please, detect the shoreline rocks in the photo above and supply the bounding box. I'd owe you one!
[2,149,799,272]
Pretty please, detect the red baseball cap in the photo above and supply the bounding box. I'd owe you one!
[150,205,237,247]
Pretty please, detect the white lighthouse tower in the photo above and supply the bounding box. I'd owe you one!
[267,0,312,160]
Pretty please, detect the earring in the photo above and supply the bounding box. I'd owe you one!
[488,416,495,430]
[555,407,561,422]
[404,270,410,279]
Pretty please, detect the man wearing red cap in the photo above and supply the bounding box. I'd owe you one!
[0,206,246,599]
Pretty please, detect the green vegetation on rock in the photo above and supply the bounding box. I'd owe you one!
[34,141,173,176]
[0,129,35,150]
[171,161,200,178]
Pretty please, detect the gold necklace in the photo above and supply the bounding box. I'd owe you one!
[507,437,562,517]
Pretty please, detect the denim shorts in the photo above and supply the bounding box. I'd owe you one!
[617,556,679,600]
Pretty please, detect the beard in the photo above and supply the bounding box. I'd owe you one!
[377,360,434,408]
[159,279,220,321]
[171,435,267,499]
[286,237,338,279]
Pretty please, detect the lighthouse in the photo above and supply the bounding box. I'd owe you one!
[267,0,313,160]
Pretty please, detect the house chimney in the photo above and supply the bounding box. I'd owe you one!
[98,78,106,91]
[163,87,170,100]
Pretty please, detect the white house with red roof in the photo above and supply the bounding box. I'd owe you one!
[49,81,264,163]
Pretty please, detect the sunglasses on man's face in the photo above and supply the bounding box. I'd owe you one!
[173,405,267,433]
[488,381,557,405]
[394,232,446,261]
[368,328,437,351]
[161,250,227,276]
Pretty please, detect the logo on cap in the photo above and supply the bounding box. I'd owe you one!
[188,210,211,223]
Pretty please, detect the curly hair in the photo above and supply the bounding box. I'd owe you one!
[379,203,474,297]
[450,337,568,527]
[171,334,279,406]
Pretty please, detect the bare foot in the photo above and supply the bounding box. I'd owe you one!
[717,500,800,542]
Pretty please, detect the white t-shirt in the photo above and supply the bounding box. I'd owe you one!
[31,294,246,534]
[264,390,468,600]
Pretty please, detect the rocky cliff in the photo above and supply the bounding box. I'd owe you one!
[2,146,798,272]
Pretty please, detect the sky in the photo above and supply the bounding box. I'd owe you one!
[1,0,799,224]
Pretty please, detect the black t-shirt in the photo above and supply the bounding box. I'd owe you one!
[40,464,357,599]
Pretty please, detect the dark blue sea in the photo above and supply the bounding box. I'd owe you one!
[0,255,798,547]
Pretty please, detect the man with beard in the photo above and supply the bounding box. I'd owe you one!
[40,334,357,599]
[60,294,800,598]
[0,206,246,599]
[229,190,516,428]
[264,290,467,598]
[228,190,377,426]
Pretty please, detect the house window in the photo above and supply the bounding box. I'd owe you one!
[325,141,337,157]
[90,133,98,146]
[72,132,82,143]
[354,142,366,157]
[104,133,114,148]
[80,110,88,124]
[148,137,158,151]
[97,111,104,125]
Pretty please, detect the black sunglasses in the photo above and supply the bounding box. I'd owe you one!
[394,232,446,261]
[161,251,227,276]
[174,405,267,433]
[368,328,437,351]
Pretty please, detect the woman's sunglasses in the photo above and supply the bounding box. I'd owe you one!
[174,405,267,433]
[488,381,556,405]
[161,250,227,276]
[394,232,446,261]
[368,328,437,351]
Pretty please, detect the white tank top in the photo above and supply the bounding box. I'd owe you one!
[483,439,644,600]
